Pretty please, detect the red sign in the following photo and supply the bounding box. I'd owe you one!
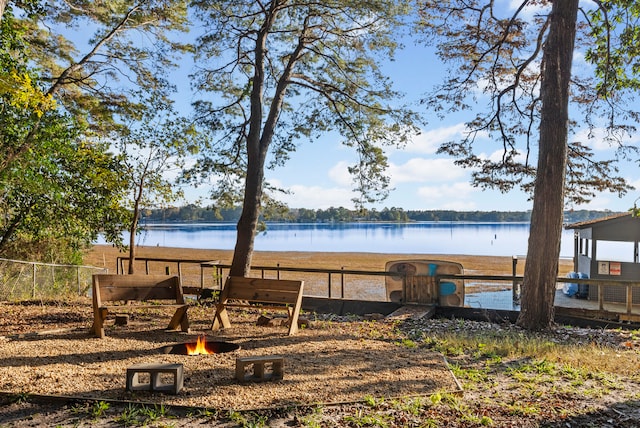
[610,262,621,276]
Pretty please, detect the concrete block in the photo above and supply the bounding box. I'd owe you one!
[126,363,183,395]
[236,355,284,382]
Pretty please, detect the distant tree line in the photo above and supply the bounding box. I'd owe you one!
[141,205,621,224]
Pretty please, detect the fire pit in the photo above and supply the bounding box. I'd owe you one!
[160,335,240,355]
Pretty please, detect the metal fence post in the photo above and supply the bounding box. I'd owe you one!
[512,256,519,302]
[32,263,36,299]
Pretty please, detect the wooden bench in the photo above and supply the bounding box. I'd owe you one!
[91,274,190,338]
[211,276,304,335]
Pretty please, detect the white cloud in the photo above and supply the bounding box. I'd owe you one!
[506,0,547,20]
[389,158,465,184]
[572,127,639,151]
[328,161,352,186]
[570,196,617,211]
[483,148,529,164]
[572,50,588,69]
[277,184,354,209]
[402,124,470,154]
[416,182,477,210]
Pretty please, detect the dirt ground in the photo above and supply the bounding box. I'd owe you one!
[3,247,636,427]
[84,245,569,277]
[0,301,460,410]
[2,299,640,427]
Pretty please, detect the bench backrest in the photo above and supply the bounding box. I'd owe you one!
[93,274,185,305]
[223,276,303,305]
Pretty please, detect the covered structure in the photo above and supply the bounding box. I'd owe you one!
[566,212,640,303]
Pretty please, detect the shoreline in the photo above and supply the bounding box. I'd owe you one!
[85,244,574,277]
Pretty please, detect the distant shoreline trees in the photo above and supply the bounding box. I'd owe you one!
[140,205,619,225]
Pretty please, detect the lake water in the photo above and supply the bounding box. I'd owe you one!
[99,222,593,311]
[101,222,577,258]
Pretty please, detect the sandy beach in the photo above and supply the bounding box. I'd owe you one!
[85,244,574,276]
[85,245,574,300]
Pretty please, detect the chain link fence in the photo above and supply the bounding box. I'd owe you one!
[0,258,108,301]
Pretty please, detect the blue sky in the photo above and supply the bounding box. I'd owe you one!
[59,2,639,213]
[179,42,640,214]
[164,2,640,213]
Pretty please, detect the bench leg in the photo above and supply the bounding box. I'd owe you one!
[287,305,301,336]
[168,306,190,333]
[91,308,108,338]
[211,302,231,331]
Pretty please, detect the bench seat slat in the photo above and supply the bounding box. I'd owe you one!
[222,303,291,311]
[101,303,188,310]
[227,277,303,290]
[225,289,301,304]
[100,286,179,301]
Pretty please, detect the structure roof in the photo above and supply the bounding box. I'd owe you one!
[565,212,631,229]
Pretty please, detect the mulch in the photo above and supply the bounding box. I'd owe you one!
[0,301,460,411]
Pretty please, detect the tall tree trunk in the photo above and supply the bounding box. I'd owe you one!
[229,19,270,278]
[127,205,140,275]
[0,0,7,23]
[127,179,145,275]
[230,152,266,277]
[228,4,297,277]
[517,0,579,330]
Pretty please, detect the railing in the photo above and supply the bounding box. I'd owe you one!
[209,262,392,299]
[116,256,640,317]
[117,256,389,299]
[116,257,219,292]
[554,276,640,317]
[441,273,640,317]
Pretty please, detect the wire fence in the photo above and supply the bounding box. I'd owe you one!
[0,258,108,301]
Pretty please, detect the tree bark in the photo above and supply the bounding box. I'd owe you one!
[127,207,139,275]
[0,0,6,23]
[517,0,579,330]
[229,4,303,277]
[230,153,266,276]
[127,177,146,275]
[229,17,270,277]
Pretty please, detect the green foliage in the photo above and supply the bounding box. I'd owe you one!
[188,0,422,202]
[586,0,640,96]
[188,0,422,273]
[418,0,639,206]
[0,100,129,262]
[227,410,268,428]
[113,92,204,257]
[142,205,615,223]
[342,408,391,427]
[113,403,175,426]
[26,0,192,134]
[8,392,30,404]
[90,401,110,419]
[0,1,196,263]
[115,403,142,426]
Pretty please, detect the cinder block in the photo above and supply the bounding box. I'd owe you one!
[126,363,183,395]
[115,315,129,326]
[236,355,284,382]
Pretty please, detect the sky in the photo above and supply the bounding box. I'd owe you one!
[172,3,640,214]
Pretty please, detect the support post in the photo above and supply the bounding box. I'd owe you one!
[512,256,519,302]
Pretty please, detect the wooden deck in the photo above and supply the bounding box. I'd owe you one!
[554,287,640,322]
[465,286,640,322]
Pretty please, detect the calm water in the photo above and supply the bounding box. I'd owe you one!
[100,222,577,258]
